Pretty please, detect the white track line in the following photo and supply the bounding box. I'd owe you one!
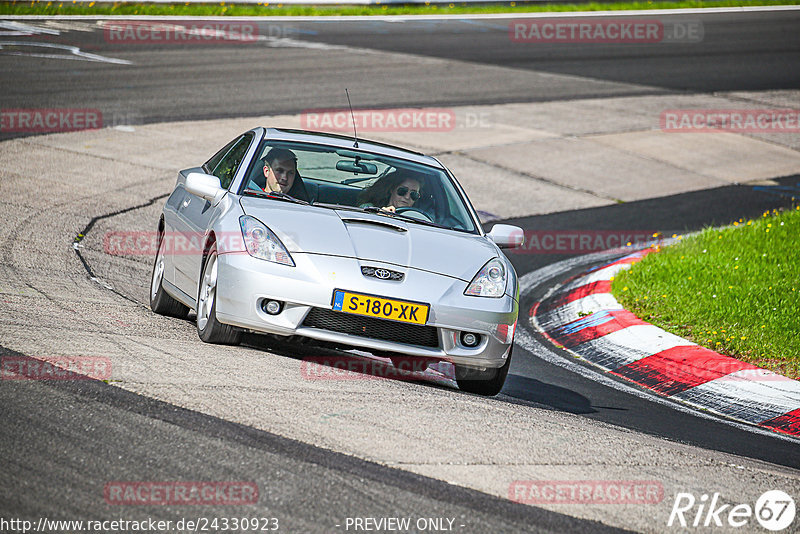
[0,41,132,64]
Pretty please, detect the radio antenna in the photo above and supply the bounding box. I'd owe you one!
[346,88,358,148]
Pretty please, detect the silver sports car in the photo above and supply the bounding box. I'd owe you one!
[150,128,523,395]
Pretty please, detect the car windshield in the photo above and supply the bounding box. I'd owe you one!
[239,140,478,233]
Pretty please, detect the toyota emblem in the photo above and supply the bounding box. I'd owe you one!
[374,269,391,279]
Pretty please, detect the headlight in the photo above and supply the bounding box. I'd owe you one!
[464,258,506,297]
[239,215,295,266]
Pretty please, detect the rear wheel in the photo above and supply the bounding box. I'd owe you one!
[150,231,189,318]
[197,243,241,345]
[455,344,513,396]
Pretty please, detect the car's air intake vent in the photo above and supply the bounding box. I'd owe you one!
[302,308,439,348]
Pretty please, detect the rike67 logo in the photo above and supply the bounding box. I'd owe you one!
[668,490,795,531]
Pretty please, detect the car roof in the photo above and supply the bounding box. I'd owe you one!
[262,128,445,169]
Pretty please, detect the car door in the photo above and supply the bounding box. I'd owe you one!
[172,133,254,297]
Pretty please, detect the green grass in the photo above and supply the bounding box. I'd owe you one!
[0,0,796,17]
[611,206,800,379]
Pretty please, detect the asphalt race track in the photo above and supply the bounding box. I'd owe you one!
[1,10,799,135]
[1,8,800,533]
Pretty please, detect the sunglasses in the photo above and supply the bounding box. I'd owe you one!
[395,186,420,201]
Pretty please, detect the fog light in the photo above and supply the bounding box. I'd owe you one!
[262,300,283,315]
[460,332,480,348]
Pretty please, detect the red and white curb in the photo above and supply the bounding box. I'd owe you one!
[530,249,800,438]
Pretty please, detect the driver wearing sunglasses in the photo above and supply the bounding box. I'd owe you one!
[358,171,424,213]
[386,180,421,212]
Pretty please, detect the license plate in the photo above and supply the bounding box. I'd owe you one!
[331,290,429,325]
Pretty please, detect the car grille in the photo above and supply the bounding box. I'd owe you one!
[302,308,440,348]
[361,266,404,282]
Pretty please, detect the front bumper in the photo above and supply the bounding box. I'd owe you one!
[215,251,518,369]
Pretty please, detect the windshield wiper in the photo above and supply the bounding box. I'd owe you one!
[241,189,309,205]
[362,206,446,229]
[313,202,371,213]
[314,203,447,229]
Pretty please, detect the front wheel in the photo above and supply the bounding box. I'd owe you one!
[197,243,241,345]
[455,344,513,396]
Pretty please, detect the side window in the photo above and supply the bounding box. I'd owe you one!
[203,137,238,175]
[207,133,254,189]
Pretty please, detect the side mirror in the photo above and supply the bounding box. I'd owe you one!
[488,224,524,249]
[185,172,225,204]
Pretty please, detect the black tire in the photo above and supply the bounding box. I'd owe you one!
[196,243,242,345]
[150,231,189,318]
[455,343,513,396]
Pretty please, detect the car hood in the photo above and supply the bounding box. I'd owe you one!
[239,198,497,282]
